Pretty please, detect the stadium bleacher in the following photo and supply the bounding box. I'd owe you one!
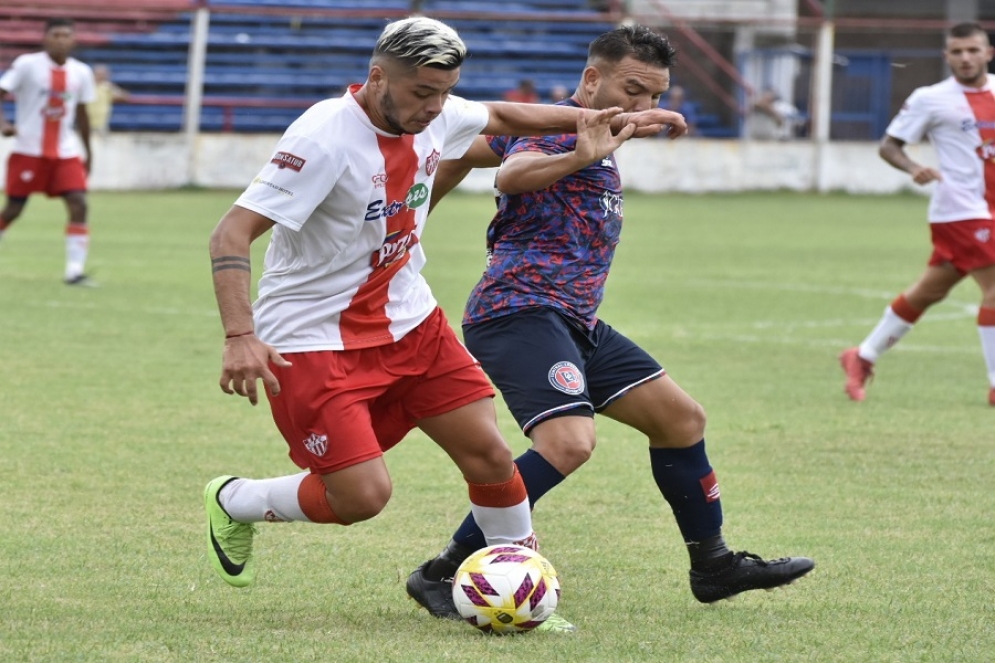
[0,0,735,135]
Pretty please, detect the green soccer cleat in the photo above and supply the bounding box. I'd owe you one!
[204,475,257,588]
[534,612,577,634]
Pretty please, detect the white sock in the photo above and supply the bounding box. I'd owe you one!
[65,228,89,280]
[858,305,915,362]
[471,499,533,546]
[218,472,311,523]
[979,324,995,387]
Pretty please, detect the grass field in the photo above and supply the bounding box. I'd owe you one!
[0,190,992,662]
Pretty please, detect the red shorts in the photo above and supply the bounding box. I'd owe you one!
[266,307,495,474]
[928,218,995,273]
[5,153,87,198]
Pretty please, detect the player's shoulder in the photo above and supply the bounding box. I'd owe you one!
[908,77,962,103]
[66,57,94,74]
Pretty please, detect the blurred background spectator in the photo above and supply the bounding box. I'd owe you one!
[90,64,130,135]
[503,78,539,103]
[661,85,697,136]
[745,88,802,141]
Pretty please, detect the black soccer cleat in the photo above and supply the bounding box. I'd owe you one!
[406,560,461,620]
[689,551,815,603]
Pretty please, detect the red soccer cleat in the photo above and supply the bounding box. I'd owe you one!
[839,347,874,401]
[989,387,995,407]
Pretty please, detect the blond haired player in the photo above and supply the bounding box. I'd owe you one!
[0,18,96,285]
[203,16,686,594]
[841,22,995,406]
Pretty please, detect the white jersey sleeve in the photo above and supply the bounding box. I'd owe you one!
[0,55,26,93]
[439,96,490,159]
[78,63,97,105]
[885,88,932,144]
[235,132,347,230]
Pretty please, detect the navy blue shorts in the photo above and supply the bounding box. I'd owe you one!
[462,307,665,434]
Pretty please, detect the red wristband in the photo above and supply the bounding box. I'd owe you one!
[225,330,254,339]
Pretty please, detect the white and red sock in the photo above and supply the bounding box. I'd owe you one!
[858,294,922,362]
[65,223,89,280]
[467,466,534,547]
[978,307,995,388]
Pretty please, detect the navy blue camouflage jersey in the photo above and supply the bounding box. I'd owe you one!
[463,100,623,330]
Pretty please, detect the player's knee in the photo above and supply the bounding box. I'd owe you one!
[533,432,595,475]
[334,483,392,523]
[651,399,706,448]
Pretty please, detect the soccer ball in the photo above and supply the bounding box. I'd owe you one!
[451,544,560,635]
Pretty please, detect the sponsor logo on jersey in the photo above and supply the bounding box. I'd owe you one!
[425,149,441,176]
[271,151,306,171]
[365,199,407,221]
[964,118,995,132]
[303,432,328,457]
[41,106,67,121]
[601,156,614,168]
[699,470,721,503]
[976,227,992,243]
[263,510,285,523]
[977,140,995,161]
[548,361,584,395]
[372,230,420,268]
[405,183,429,209]
[372,173,388,188]
[600,191,623,216]
[252,177,295,197]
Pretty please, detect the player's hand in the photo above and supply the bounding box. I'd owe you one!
[0,121,15,137]
[910,165,941,185]
[574,108,637,164]
[626,108,688,139]
[219,334,292,406]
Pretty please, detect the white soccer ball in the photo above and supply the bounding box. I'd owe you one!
[451,544,560,635]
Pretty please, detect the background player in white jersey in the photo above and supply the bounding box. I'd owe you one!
[0,18,96,285]
[840,22,995,406]
[202,16,686,592]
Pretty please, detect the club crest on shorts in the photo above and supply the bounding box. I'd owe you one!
[976,227,991,243]
[548,361,584,395]
[303,432,328,457]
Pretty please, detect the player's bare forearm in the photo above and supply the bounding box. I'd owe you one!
[209,206,273,336]
[879,135,941,184]
[497,151,590,194]
[482,102,622,137]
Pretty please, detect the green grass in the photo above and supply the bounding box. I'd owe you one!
[1,190,993,662]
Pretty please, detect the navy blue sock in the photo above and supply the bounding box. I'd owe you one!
[451,448,566,552]
[649,440,724,545]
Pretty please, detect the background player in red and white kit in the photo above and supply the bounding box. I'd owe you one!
[202,16,686,591]
[840,22,995,406]
[0,18,96,285]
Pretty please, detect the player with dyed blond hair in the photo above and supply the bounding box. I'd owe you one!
[840,22,995,406]
[202,16,686,595]
[0,18,96,285]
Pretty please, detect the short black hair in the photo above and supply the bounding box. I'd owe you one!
[45,18,75,32]
[588,25,676,70]
[948,22,988,41]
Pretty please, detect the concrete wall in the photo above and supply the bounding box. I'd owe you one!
[0,133,936,196]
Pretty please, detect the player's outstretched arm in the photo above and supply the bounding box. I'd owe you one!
[496,110,636,195]
[209,206,290,406]
[481,101,623,138]
[879,134,942,185]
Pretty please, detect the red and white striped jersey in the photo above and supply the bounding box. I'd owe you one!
[236,87,489,352]
[0,52,95,159]
[886,74,995,223]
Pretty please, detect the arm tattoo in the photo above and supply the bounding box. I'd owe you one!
[211,256,251,265]
[212,263,251,273]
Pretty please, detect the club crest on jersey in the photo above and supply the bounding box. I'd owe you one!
[372,173,388,188]
[271,151,306,172]
[425,149,441,176]
[977,140,995,161]
[303,432,328,457]
[548,361,584,395]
